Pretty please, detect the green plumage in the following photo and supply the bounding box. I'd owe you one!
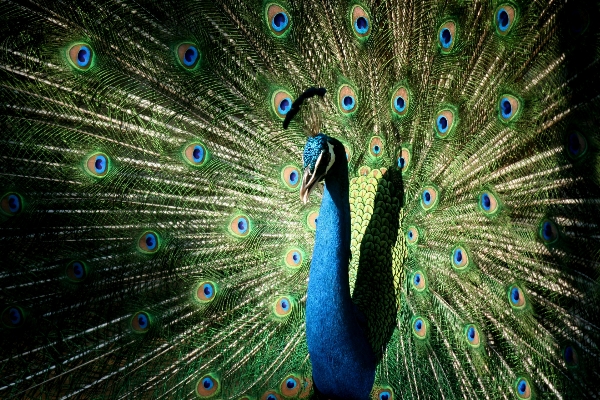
[1,0,599,399]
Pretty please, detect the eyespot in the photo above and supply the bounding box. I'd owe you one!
[85,152,110,177]
[396,147,411,174]
[412,316,428,339]
[68,43,94,70]
[267,4,291,36]
[281,166,301,190]
[229,215,251,237]
[2,306,24,328]
[567,132,587,158]
[66,261,88,282]
[479,191,499,215]
[411,270,426,291]
[177,43,200,70]
[138,231,160,253]
[495,5,516,35]
[196,374,220,398]
[280,374,302,397]
[391,87,409,116]
[420,186,439,211]
[306,210,318,231]
[438,21,456,52]
[343,144,353,163]
[272,90,293,119]
[539,219,559,244]
[369,136,384,158]
[273,295,294,318]
[406,226,419,245]
[195,281,217,303]
[131,311,151,333]
[338,85,357,114]
[514,377,532,399]
[499,95,520,122]
[351,5,370,38]
[564,345,579,367]
[374,388,394,400]
[1,192,23,217]
[508,285,526,309]
[261,391,282,400]
[465,324,481,348]
[434,109,456,138]
[184,142,208,166]
[452,246,469,270]
[285,248,303,269]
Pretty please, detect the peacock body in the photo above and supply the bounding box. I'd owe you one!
[1,0,600,399]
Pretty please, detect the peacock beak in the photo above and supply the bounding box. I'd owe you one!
[300,151,329,204]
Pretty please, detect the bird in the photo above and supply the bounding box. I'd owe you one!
[1,0,600,399]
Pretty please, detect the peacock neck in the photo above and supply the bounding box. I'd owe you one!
[306,144,376,399]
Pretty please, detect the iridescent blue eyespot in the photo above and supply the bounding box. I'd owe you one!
[434,109,456,138]
[465,324,481,348]
[229,214,251,237]
[2,306,24,328]
[273,90,294,119]
[66,260,88,282]
[498,9,509,31]
[196,374,220,397]
[342,95,355,111]
[274,295,294,317]
[406,226,419,245]
[495,5,516,35]
[437,115,448,133]
[440,29,452,47]
[280,374,303,397]
[184,142,209,167]
[411,270,426,291]
[369,136,384,158]
[131,311,151,332]
[278,97,292,115]
[86,152,110,177]
[539,219,558,244]
[138,231,160,253]
[195,281,217,303]
[177,43,200,70]
[421,186,439,210]
[412,316,428,339]
[267,4,291,36]
[564,345,579,367]
[515,377,531,399]
[94,155,107,174]
[68,44,94,70]
[499,95,520,122]
[508,284,526,309]
[394,96,406,112]
[351,6,371,38]
[355,17,369,34]
[338,85,358,114]
[1,192,23,216]
[391,87,410,116]
[452,246,469,270]
[281,166,301,190]
[567,132,587,158]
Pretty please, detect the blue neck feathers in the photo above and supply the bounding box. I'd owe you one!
[306,140,376,400]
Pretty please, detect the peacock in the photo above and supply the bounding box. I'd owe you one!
[1,0,600,399]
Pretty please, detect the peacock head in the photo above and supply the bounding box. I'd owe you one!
[301,133,336,204]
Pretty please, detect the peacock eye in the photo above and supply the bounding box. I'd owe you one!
[379,391,392,400]
[411,270,426,291]
[2,306,24,328]
[479,191,499,215]
[262,391,282,400]
[138,231,160,253]
[229,214,251,237]
[267,4,291,36]
[196,375,220,397]
[406,226,419,245]
[85,153,110,177]
[272,90,294,119]
[567,132,587,158]
[285,248,303,268]
[452,246,469,270]
[131,311,151,332]
[434,109,456,138]
[66,261,87,282]
[338,85,358,114]
[438,21,456,52]
[306,210,318,231]
[420,186,439,210]
[68,43,94,70]
[280,374,302,397]
[412,316,428,339]
[515,377,532,399]
[391,86,410,116]
[369,136,384,158]
[499,95,520,122]
[274,295,294,318]
[351,5,371,38]
[495,5,516,35]
[564,345,579,367]
[184,142,208,166]
[539,219,558,244]
[508,284,526,309]
[281,166,301,190]
[177,43,200,69]
[465,324,481,347]
[195,281,217,303]
[1,192,23,217]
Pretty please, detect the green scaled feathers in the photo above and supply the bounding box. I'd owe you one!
[1,0,600,399]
